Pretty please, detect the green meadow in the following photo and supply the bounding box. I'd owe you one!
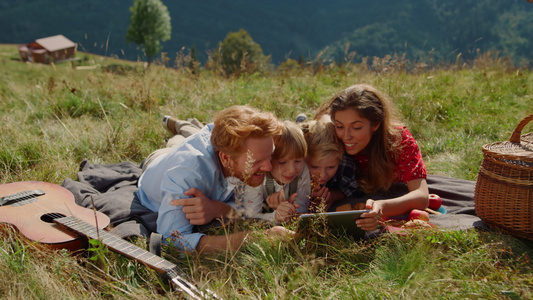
[0,44,532,299]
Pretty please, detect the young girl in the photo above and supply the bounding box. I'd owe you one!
[239,121,311,223]
[315,84,429,231]
[302,120,359,212]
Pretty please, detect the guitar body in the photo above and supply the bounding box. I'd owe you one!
[0,181,110,250]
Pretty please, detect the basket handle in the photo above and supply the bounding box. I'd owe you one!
[509,113,533,143]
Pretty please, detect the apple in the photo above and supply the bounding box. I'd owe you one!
[407,209,430,222]
[428,194,442,210]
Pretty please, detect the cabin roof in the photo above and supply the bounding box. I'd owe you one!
[35,35,75,52]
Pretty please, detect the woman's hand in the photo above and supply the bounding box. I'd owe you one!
[355,199,381,231]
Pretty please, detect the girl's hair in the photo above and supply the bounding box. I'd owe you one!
[315,84,403,193]
[301,120,344,162]
[211,105,283,159]
[272,121,307,160]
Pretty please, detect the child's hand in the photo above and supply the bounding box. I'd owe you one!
[309,185,330,212]
[274,201,298,222]
[311,185,330,202]
[266,188,286,209]
[287,192,297,204]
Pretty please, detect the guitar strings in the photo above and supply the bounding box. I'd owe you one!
[5,184,105,237]
[13,192,78,220]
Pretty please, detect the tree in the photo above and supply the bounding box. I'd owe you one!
[126,0,171,63]
[219,29,271,76]
[188,45,199,73]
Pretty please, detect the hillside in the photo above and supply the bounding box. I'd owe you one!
[1,0,532,65]
[1,41,532,299]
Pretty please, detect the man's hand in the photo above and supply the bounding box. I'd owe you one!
[170,188,231,225]
[265,226,296,242]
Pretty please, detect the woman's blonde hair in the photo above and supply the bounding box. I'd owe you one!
[272,121,307,160]
[315,84,403,193]
[211,105,283,159]
[301,120,344,163]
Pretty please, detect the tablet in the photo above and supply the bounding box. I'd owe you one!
[297,209,370,240]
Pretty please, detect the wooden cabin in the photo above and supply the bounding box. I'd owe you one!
[18,35,76,64]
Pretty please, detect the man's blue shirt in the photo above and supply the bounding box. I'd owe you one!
[136,124,235,251]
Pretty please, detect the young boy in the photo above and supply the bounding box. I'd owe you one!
[302,120,359,211]
[238,121,311,222]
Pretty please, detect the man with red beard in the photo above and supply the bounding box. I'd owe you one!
[136,105,285,253]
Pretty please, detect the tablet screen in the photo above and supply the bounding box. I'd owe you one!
[297,209,370,240]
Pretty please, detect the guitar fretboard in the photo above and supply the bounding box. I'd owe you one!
[55,216,176,273]
[53,216,212,299]
[0,189,44,207]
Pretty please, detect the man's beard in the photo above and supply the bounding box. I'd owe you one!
[228,165,263,187]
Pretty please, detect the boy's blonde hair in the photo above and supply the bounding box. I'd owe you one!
[302,120,344,162]
[272,120,307,160]
[211,105,283,159]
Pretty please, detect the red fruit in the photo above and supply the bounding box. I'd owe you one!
[428,194,442,210]
[408,209,430,222]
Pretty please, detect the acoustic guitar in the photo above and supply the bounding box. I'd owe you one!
[0,181,110,250]
[0,181,218,299]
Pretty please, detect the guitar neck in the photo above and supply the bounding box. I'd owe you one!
[54,216,215,299]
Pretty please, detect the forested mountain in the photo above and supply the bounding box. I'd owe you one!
[1,0,532,65]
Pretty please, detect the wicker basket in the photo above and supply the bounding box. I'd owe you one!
[474,114,533,240]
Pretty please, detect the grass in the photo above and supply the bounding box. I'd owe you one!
[0,44,532,299]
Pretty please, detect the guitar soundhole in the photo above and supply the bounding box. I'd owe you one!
[41,213,66,223]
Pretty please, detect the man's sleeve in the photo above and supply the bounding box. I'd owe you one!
[156,167,208,251]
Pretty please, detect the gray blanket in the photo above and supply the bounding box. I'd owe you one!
[61,160,487,238]
[330,175,488,231]
[61,160,157,238]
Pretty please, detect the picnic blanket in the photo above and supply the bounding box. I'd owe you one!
[61,160,488,239]
[330,176,488,231]
[61,160,157,238]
